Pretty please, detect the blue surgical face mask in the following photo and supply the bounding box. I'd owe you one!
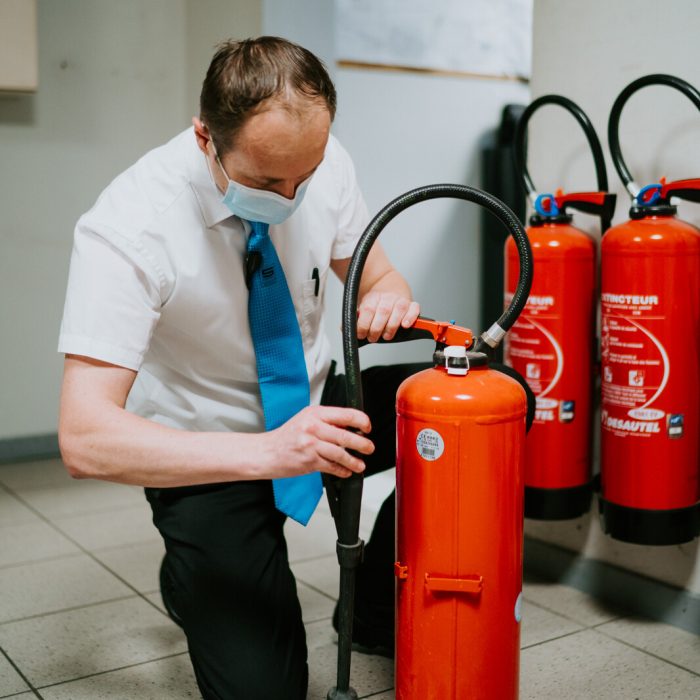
[215,155,312,225]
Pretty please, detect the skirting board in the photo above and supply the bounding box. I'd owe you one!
[524,536,700,636]
[0,433,60,465]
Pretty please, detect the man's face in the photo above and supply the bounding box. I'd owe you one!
[195,101,331,200]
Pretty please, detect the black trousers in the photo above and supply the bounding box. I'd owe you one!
[145,362,428,700]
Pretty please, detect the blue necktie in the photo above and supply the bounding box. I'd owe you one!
[246,220,323,525]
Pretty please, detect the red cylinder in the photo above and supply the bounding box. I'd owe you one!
[599,213,700,544]
[395,359,526,699]
[505,221,596,518]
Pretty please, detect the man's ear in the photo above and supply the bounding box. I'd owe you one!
[192,117,212,155]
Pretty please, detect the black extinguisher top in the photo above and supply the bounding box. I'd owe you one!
[513,94,614,232]
[607,73,700,219]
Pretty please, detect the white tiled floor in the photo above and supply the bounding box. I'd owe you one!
[1,459,699,699]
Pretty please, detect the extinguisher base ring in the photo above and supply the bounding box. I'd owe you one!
[599,498,700,546]
[524,483,593,520]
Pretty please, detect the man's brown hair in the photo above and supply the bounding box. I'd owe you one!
[200,36,337,155]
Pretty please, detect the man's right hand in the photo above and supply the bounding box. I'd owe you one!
[264,405,373,480]
[59,355,373,487]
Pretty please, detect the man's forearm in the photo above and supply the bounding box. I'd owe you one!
[60,403,273,487]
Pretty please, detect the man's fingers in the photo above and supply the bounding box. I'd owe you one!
[315,421,375,455]
[381,298,410,340]
[356,301,376,340]
[401,301,421,328]
[318,459,355,479]
[314,406,372,434]
[317,441,366,474]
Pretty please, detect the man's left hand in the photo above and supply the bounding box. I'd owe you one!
[356,291,420,343]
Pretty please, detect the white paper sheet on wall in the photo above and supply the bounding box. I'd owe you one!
[335,0,532,80]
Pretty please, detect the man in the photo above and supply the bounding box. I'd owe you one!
[58,37,421,699]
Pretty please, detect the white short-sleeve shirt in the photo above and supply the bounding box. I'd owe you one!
[58,127,369,434]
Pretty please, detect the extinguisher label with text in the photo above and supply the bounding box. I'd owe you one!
[416,429,445,461]
[505,294,565,424]
[601,292,672,438]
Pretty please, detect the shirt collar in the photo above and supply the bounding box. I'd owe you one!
[186,127,236,229]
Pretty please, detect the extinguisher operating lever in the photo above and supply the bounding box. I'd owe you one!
[357,316,474,349]
[555,191,617,220]
[660,178,700,204]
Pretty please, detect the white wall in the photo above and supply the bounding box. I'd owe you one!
[0,0,261,440]
[526,0,700,597]
[186,0,262,118]
[0,0,188,439]
[264,0,530,366]
[329,69,528,366]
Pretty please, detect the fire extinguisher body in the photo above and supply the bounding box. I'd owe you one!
[395,361,526,700]
[505,222,596,518]
[600,214,700,544]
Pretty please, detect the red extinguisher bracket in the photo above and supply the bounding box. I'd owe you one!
[424,573,484,595]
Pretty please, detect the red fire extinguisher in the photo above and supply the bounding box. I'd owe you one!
[327,184,533,699]
[600,74,700,545]
[506,95,616,519]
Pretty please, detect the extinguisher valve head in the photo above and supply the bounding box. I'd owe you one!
[444,346,469,375]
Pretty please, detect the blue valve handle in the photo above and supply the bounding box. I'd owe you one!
[534,193,560,217]
[636,183,662,206]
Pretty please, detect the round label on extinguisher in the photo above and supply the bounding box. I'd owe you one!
[416,429,445,461]
[514,592,523,623]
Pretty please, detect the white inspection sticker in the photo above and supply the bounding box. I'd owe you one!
[416,429,445,461]
[515,592,523,623]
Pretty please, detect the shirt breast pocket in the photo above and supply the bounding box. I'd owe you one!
[300,267,327,350]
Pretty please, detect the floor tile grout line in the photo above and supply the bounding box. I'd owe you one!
[592,626,700,679]
[520,626,588,651]
[359,687,394,699]
[0,594,141,627]
[522,594,624,630]
[0,551,86,573]
[296,579,339,603]
[33,650,191,691]
[303,614,333,626]
[0,492,152,524]
[0,480,170,615]
[290,552,337,566]
[139,589,176,621]
[0,645,44,699]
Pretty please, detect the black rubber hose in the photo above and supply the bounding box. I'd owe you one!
[608,74,700,196]
[514,94,609,198]
[330,184,531,698]
[342,183,533,412]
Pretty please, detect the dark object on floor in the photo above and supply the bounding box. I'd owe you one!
[332,602,394,659]
[159,556,183,628]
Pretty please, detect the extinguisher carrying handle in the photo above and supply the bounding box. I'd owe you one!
[513,94,610,201]
[555,191,617,221]
[660,178,700,204]
[608,73,700,199]
[356,315,474,349]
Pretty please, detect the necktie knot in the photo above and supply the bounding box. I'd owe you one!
[247,220,269,251]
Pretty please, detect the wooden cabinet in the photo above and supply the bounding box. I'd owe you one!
[0,0,38,92]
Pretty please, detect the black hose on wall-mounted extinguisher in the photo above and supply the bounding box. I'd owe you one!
[325,183,533,699]
[506,95,616,520]
[600,74,700,545]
